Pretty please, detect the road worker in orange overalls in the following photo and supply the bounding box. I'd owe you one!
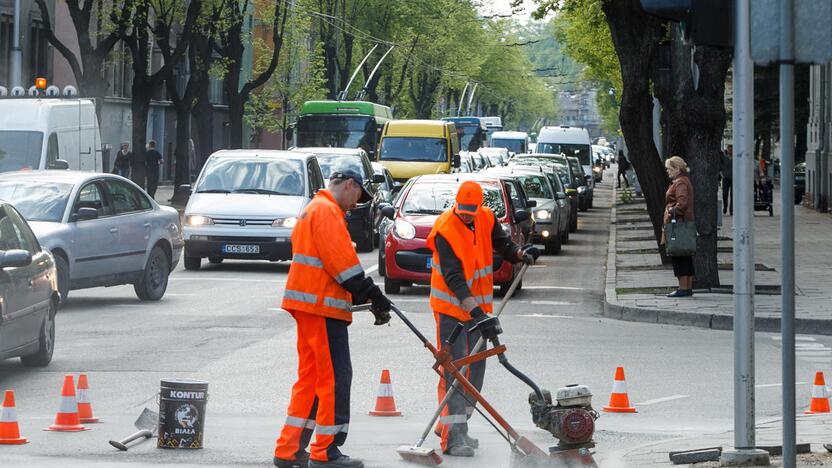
[274,170,393,468]
[426,180,539,457]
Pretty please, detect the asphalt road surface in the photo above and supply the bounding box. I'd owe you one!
[0,169,825,467]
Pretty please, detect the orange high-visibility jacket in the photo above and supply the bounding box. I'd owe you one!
[426,207,495,322]
[281,190,364,322]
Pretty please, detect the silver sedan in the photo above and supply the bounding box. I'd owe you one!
[0,171,183,304]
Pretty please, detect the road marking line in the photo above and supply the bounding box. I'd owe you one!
[530,300,577,306]
[365,264,379,275]
[522,286,587,291]
[635,394,689,406]
[802,358,832,363]
[170,277,285,283]
[756,382,808,389]
[772,336,815,341]
[516,314,573,319]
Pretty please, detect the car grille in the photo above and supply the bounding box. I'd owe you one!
[212,217,273,227]
[207,236,277,243]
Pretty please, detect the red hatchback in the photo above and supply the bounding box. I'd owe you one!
[379,174,529,295]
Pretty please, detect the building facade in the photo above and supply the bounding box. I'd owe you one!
[558,89,601,139]
[0,0,52,87]
[804,63,832,212]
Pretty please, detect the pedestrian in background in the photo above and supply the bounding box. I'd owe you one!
[129,144,146,190]
[662,156,695,297]
[721,145,733,215]
[145,140,163,198]
[274,170,393,468]
[113,142,131,178]
[616,150,630,188]
[426,181,538,457]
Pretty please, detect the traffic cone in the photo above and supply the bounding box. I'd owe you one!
[369,369,402,416]
[44,375,88,432]
[0,390,28,444]
[805,371,830,414]
[602,367,637,413]
[76,374,99,423]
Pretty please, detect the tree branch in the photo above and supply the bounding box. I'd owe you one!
[34,0,83,83]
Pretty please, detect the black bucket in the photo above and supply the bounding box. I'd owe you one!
[157,378,208,449]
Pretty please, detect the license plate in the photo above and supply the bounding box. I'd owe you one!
[426,257,432,269]
[222,244,260,254]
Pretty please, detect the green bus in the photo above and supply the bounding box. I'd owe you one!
[294,101,393,158]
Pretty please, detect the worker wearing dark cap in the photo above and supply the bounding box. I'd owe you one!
[274,170,393,468]
[426,180,539,457]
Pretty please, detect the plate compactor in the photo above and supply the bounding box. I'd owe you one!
[386,265,599,468]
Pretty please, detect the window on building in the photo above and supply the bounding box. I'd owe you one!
[0,15,13,85]
[108,41,131,98]
[29,20,49,83]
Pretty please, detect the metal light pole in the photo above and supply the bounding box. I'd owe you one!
[10,0,22,87]
[721,0,770,464]
[779,0,796,466]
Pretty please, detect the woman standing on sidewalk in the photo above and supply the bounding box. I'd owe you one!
[662,156,695,297]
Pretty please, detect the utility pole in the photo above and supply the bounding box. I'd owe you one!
[720,0,769,464]
[11,0,23,87]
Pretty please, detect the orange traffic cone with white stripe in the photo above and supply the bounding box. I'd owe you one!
[0,390,28,444]
[805,371,830,414]
[44,375,88,432]
[76,374,99,423]
[602,367,637,413]
[369,369,402,416]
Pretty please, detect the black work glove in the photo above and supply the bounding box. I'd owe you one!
[368,286,392,326]
[469,306,502,341]
[518,244,540,265]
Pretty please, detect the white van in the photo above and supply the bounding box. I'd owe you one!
[491,131,530,155]
[537,126,593,175]
[0,98,103,173]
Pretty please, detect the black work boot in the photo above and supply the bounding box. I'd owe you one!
[444,444,475,457]
[308,454,364,467]
[274,451,310,468]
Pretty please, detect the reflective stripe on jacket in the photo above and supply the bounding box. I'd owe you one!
[281,190,363,322]
[426,207,495,322]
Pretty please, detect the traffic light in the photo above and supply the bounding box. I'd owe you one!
[639,0,733,48]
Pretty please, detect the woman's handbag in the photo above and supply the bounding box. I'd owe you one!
[663,218,697,256]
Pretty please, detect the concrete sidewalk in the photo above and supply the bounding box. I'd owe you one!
[611,413,832,466]
[604,185,832,335]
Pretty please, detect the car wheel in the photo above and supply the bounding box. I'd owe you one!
[184,255,201,270]
[378,246,386,277]
[589,195,594,209]
[54,254,70,306]
[356,224,374,252]
[570,212,578,233]
[135,246,170,301]
[561,226,569,244]
[21,299,56,367]
[384,276,401,294]
[208,256,223,264]
[544,231,562,255]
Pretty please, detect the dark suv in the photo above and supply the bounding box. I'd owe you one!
[293,147,385,251]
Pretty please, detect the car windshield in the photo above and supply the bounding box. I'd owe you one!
[196,158,306,196]
[492,139,526,154]
[380,137,447,163]
[0,180,72,222]
[515,175,552,199]
[0,131,44,172]
[456,126,485,152]
[538,143,591,167]
[315,154,366,179]
[403,182,505,218]
[296,116,377,154]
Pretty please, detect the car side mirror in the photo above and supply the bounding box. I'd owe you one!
[0,249,32,269]
[452,153,461,168]
[514,210,530,223]
[526,199,537,208]
[71,207,99,222]
[178,184,193,194]
[372,174,386,184]
[556,192,567,200]
[48,159,70,170]
[380,203,396,220]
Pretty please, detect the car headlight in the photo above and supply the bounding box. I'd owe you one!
[186,215,213,226]
[578,186,586,193]
[535,209,551,221]
[273,217,298,228]
[393,219,416,240]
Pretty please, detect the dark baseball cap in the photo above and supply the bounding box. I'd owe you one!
[330,170,372,203]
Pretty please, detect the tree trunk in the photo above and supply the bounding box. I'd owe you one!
[130,80,151,190]
[601,0,669,251]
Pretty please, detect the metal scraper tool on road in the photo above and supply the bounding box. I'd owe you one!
[109,408,158,451]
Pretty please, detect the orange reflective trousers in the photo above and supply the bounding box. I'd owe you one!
[274,311,352,462]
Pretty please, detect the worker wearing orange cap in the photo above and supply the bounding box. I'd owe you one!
[426,180,539,457]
